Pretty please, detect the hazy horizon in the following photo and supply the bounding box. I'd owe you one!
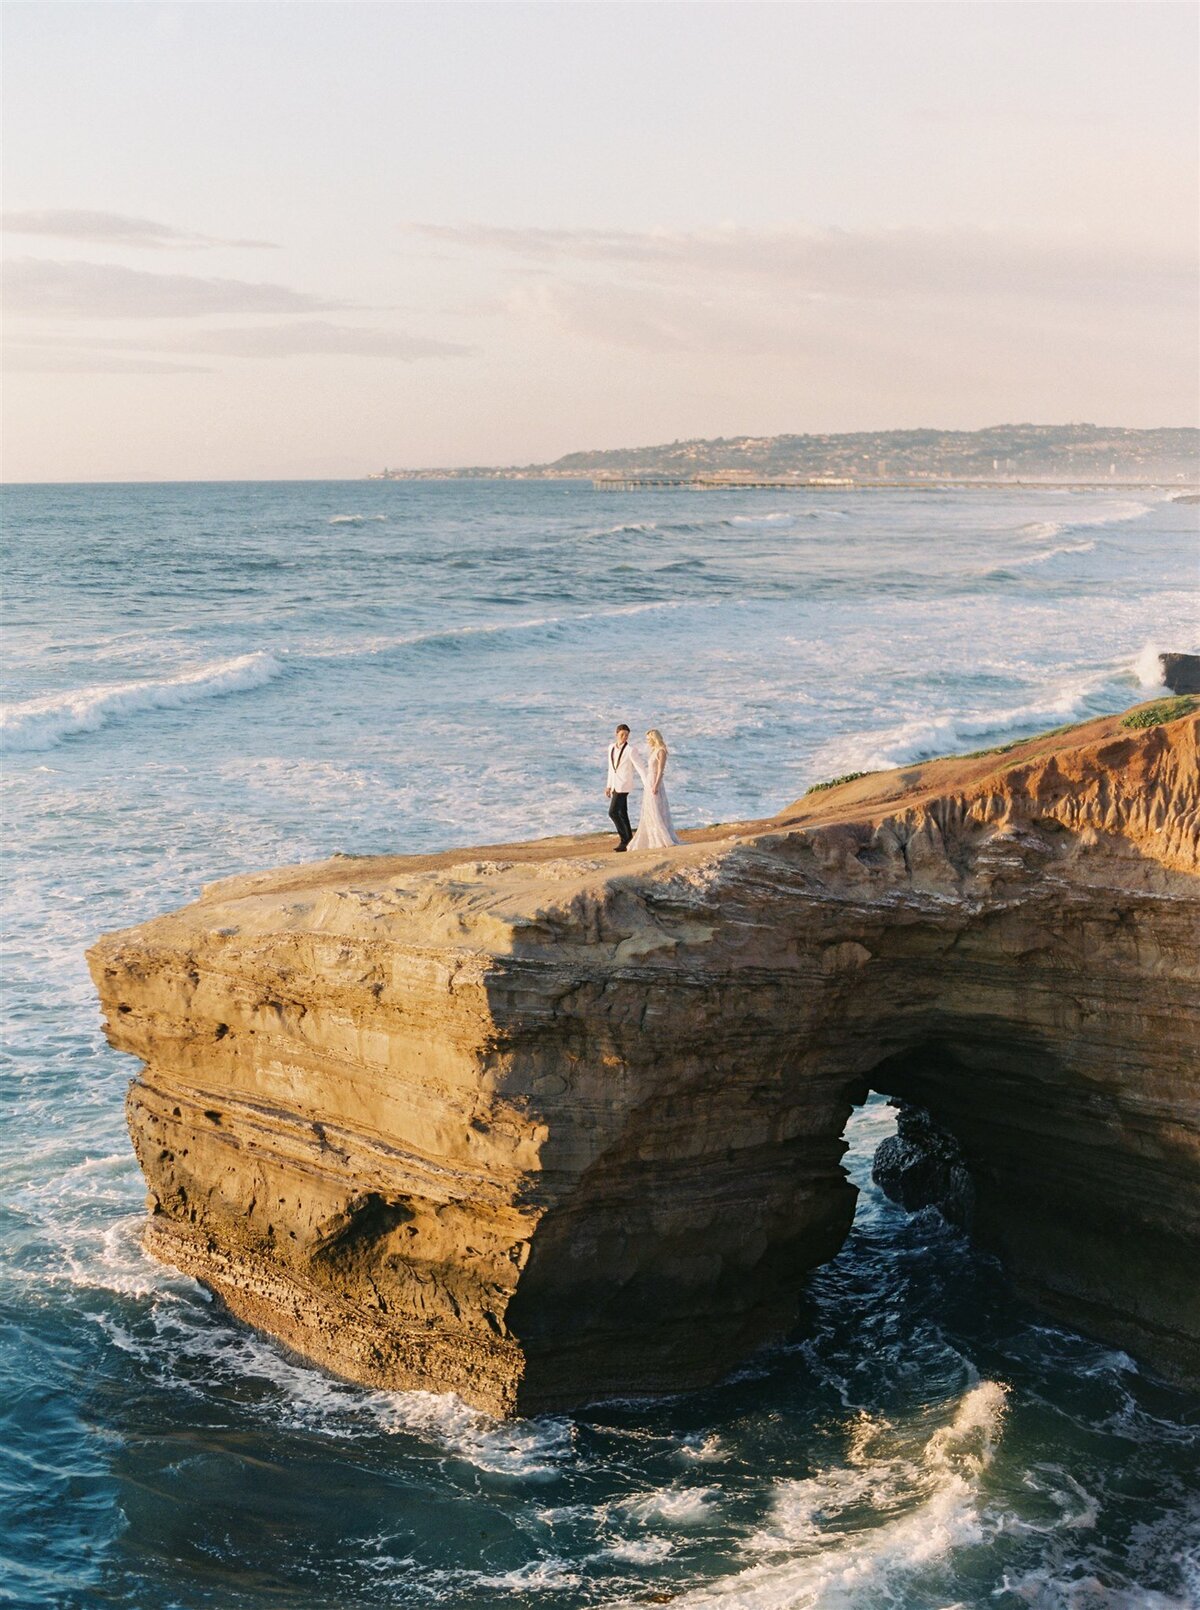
[4,419,1199,488]
[3,1,1198,482]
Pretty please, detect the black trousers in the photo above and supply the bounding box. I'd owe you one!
[608,791,633,844]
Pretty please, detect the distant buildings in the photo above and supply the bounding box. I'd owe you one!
[367,425,1200,485]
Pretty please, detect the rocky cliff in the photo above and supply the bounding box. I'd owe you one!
[88,703,1200,1415]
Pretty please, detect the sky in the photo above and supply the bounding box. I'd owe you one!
[2,1,1197,481]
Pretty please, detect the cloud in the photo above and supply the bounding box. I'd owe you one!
[5,322,468,363]
[505,276,857,358]
[504,280,720,354]
[409,220,1198,377]
[413,222,1196,304]
[180,321,468,359]
[4,348,210,375]
[2,210,277,249]
[491,232,1199,374]
[3,258,346,319]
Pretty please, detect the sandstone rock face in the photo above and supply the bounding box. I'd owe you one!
[89,709,1200,1414]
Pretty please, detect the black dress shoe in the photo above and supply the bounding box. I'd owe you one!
[614,844,627,852]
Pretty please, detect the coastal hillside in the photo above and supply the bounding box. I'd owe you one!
[372,423,1200,482]
[89,699,1200,1417]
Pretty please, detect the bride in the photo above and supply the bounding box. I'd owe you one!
[628,728,682,850]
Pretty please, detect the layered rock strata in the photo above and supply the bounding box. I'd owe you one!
[89,706,1200,1414]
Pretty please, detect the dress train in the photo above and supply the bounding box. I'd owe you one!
[628,752,681,849]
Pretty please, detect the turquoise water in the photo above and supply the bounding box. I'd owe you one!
[2,480,1198,1608]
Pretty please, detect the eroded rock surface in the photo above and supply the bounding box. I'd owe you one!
[89,707,1200,1413]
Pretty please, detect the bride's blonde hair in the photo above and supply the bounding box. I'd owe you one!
[646,728,667,753]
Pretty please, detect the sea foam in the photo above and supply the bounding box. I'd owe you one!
[1132,640,1169,690]
[0,651,282,753]
[827,676,1103,773]
[1000,538,1097,571]
[814,642,1180,776]
[644,1382,1008,1609]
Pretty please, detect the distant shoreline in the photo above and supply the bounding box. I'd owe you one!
[364,422,1200,486]
[4,475,1198,493]
[366,473,1199,493]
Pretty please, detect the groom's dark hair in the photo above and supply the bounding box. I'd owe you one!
[616,723,630,735]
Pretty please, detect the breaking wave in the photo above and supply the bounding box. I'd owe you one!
[0,651,282,753]
[849,683,1099,769]
[585,519,664,539]
[1000,538,1097,571]
[816,641,1178,773]
[1015,500,1154,543]
[626,1383,1009,1609]
[584,508,829,540]
[298,597,722,663]
[1131,639,1170,690]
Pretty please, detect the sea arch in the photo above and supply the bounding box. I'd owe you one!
[90,710,1200,1416]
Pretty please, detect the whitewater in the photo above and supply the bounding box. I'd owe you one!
[2,478,1198,1609]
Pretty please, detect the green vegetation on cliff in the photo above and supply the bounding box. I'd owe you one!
[1123,697,1197,729]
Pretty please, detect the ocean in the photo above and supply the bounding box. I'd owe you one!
[1,478,1198,1609]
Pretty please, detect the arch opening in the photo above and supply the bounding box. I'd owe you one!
[820,1031,1198,1391]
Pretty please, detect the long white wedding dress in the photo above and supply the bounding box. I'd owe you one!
[628,749,682,849]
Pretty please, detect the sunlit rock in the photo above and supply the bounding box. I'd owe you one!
[89,702,1200,1414]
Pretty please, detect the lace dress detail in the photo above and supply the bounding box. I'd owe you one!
[628,751,681,849]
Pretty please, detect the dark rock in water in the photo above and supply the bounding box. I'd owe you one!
[872,1102,975,1229]
[1159,652,1200,694]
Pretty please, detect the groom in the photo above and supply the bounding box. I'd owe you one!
[605,723,636,851]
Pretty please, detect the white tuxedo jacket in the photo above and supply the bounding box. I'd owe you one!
[606,740,637,793]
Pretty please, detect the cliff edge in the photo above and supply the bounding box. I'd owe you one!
[89,702,1200,1414]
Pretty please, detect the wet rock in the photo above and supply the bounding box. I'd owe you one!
[1159,652,1200,695]
[872,1102,974,1228]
